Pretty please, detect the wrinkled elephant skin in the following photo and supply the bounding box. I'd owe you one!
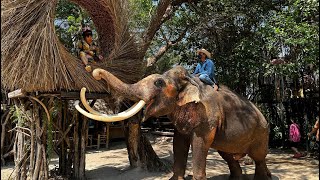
[79,66,271,180]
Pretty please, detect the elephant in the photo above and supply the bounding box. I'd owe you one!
[75,65,271,180]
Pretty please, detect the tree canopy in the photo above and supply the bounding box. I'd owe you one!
[55,0,319,95]
[115,0,319,148]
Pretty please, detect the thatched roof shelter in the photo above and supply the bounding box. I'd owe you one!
[1,0,145,93]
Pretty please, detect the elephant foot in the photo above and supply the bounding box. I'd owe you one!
[254,160,272,180]
[218,151,243,179]
[229,174,243,180]
[192,174,207,180]
[253,174,271,180]
[192,177,206,180]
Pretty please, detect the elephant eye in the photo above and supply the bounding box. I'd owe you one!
[154,78,166,88]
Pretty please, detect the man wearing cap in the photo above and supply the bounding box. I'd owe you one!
[77,26,103,72]
[193,48,219,91]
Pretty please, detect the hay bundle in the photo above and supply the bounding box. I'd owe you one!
[1,0,145,93]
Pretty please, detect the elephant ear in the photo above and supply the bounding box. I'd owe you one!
[177,83,201,106]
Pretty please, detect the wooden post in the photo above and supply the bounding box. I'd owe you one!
[59,100,68,176]
[40,100,48,180]
[1,110,11,165]
[79,116,88,179]
[73,111,87,180]
[73,110,80,178]
[7,89,26,99]
[33,103,41,180]
[29,107,35,180]
[16,129,25,180]
[106,123,110,149]
[97,134,101,150]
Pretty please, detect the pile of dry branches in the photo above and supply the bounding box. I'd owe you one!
[1,0,145,93]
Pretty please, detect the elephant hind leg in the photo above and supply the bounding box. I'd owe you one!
[248,150,271,180]
[251,160,271,180]
[218,151,242,179]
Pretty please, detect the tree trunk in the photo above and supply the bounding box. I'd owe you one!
[125,120,140,168]
[124,112,171,172]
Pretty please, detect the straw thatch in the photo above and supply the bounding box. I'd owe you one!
[1,0,145,93]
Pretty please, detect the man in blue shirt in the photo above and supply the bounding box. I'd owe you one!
[193,48,219,91]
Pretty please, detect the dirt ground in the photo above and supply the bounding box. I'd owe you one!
[1,135,319,180]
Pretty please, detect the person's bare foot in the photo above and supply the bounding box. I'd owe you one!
[85,65,92,72]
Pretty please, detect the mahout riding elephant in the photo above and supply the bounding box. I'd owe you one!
[75,66,271,180]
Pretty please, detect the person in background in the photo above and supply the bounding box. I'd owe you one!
[308,116,319,147]
[289,119,306,158]
[77,26,103,72]
[193,48,219,91]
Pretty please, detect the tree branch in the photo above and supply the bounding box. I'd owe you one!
[142,0,197,66]
[147,27,189,67]
[160,29,170,44]
[147,45,169,67]
[171,27,188,45]
[142,0,172,54]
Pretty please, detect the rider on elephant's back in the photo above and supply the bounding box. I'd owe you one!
[193,48,219,91]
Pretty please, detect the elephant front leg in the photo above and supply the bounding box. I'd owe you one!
[170,129,191,180]
[191,128,217,180]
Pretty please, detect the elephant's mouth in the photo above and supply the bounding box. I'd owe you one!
[143,98,160,120]
[145,99,155,115]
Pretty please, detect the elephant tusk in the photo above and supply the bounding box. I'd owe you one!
[80,87,144,116]
[74,100,146,122]
[80,87,101,115]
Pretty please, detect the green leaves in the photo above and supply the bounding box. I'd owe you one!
[67,15,75,22]
[53,0,318,92]
[55,0,94,55]
[259,0,319,76]
[11,105,30,126]
[128,0,154,34]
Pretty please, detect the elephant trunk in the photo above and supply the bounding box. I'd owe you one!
[75,68,147,122]
[92,68,142,101]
